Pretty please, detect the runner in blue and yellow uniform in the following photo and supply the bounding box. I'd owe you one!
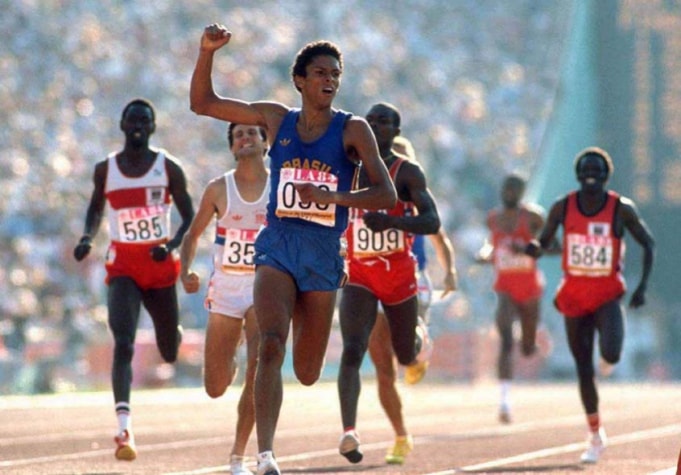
[190,24,396,475]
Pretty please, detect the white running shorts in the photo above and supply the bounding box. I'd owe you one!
[205,270,254,319]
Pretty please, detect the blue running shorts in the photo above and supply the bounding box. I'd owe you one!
[254,221,347,291]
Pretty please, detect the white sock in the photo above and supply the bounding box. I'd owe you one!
[500,380,511,410]
[115,402,131,433]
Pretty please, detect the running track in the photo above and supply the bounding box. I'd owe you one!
[1,381,680,474]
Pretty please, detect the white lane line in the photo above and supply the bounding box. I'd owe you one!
[648,468,677,475]
[0,437,226,468]
[0,448,116,467]
[423,423,681,474]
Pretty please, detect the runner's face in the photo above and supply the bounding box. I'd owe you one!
[366,105,398,152]
[297,55,341,104]
[121,104,155,149]
[231,125,267,160]
[577,154,608,192]
[501,179,523,208]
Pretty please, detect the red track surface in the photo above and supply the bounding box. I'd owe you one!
[1,381,680,474]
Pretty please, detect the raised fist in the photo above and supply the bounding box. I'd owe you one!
[201,23,232,51]
[73,236,92,261]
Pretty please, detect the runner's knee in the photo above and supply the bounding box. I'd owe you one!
[114,340,135,365]
[600,335,622,365]
[294,363,321,386]
[158,338,179,363]
[341,340,367,369]
[600,351,620,365]
[259,332,286,366]
[204,373,229,399]
[395,346,415,366]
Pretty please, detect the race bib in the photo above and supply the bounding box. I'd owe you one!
[566,233,614,276]
[495,246,534,271]
[116,205,169,243]
[351,217,406,258]
[221,228,258,274]
[275,168,338,227]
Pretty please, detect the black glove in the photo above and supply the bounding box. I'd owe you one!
[150,244,170,262]
[73,236,92,261]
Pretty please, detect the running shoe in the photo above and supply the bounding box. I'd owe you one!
[385,434,414,464]
[114,429,137,461]
[339,430,363,463]
[230,454,253,475]
[415,317,434,362]
[405,360,429,385]
[256,451,280,475]
[580,427,607,463]
[499,407,512,424]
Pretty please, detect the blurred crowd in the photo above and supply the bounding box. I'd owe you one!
[0,0,573,392]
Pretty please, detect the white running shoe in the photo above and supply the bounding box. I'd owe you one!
[230,454,253,475]
[339,430,363,463]
[580,427,607,463]
[415,317,434,363]
[256,451,280,475]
